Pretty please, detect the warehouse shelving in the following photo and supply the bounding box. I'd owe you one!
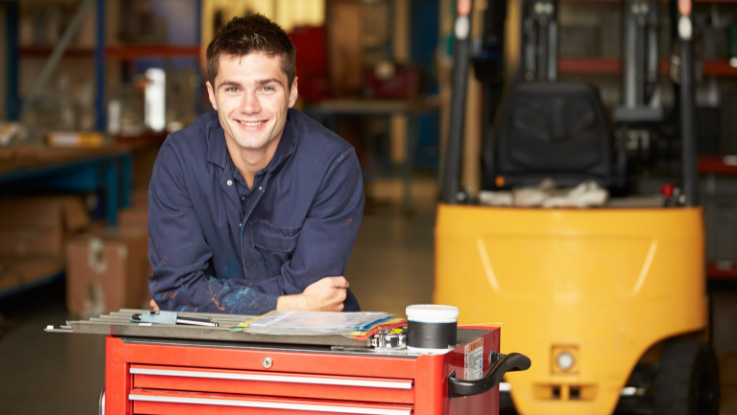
[7,0,203,132]
[555,0,737,79]
[558,56,737,76]
[700,155,737,281]
[708,262,737,279]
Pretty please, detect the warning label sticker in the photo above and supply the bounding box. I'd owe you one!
[464,338,484,380]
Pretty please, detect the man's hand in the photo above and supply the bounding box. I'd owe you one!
[276,276,349,311]
[149,298,160,311]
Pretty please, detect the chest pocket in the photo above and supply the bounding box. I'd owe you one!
[250,220,301,253]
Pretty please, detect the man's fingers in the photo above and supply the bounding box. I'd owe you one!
[309,276,349,290]
[327,276,349,288]
[149,298,160,311]
[296,276,350,311]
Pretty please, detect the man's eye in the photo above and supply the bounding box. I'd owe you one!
[260,85,275,93]
[225,87,239,93]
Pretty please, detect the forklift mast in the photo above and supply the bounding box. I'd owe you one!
[615,0,663,123]
[441,0,699,206]
[440,0,473,204]
[520,0,558,82]
[675,0,699,206]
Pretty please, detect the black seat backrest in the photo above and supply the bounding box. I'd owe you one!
[483,82,613,189]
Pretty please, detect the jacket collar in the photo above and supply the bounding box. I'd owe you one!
[206,109,298,175]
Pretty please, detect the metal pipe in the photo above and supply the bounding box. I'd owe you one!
[441,0,473,204]
[678,1,699,206]
[623,0,639,108]
[547,18,558,81]
[645,1,659,105]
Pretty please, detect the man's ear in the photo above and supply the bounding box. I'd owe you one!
[206,81,218,110]
[288,77,299,108]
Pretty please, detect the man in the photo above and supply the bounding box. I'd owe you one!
[147,14,364,315]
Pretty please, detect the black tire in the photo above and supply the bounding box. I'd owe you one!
[654,340,720,415]
[499,390,517,414]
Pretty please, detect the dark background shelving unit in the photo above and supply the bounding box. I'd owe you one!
[6,0,203,132]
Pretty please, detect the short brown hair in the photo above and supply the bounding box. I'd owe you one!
[206,14,296,88]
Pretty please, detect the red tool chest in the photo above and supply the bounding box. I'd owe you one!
[103,327,501,415]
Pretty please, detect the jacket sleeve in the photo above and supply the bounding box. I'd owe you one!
[251,146,365,310]
[147,139,279,315]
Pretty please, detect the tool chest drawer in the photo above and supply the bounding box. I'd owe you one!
[129,389,414,415]
[98,325,504,414]
[130,364,415,403]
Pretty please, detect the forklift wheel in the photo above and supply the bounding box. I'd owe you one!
[654,340,719,415]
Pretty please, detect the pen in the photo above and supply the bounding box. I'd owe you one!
[131,312,219,327]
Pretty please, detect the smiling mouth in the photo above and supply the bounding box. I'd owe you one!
[236,120,265,127]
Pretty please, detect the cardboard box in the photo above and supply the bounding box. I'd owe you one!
[131,144,161,190]
[0,256,64,293]
[0,195,90,258]
[130,187,149,209]
[66,225,152,318]
[119,188,148,229]
[118,208,148,229]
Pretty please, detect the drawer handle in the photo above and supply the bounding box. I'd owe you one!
[448,352,531,398]
[130,368,412,389]
[129,393,412,415]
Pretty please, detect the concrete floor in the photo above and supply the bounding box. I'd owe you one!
[0,176,735,414]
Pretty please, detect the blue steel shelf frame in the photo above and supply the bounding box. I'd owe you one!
[0,152,133,226]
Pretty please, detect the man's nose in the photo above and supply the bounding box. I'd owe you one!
[239,91,261,113]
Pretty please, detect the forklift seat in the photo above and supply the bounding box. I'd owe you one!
[482,82,613,189]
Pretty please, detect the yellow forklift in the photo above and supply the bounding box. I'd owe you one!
[433,0,720,414]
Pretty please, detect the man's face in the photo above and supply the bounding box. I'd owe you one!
[206,52,298,154]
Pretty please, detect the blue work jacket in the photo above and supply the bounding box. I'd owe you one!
[148,109,365,315]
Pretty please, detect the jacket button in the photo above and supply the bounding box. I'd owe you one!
[259,186,263,191]
[227,180,233,186]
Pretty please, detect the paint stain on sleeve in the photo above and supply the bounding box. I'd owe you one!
[210,295,226,311]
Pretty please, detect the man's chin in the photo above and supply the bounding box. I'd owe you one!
[234,136,272,152]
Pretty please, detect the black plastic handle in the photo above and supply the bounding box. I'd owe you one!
[448,352,531,398]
